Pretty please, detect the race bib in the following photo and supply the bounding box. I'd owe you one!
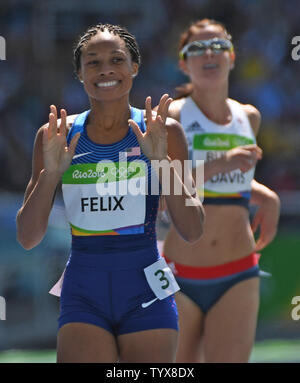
[62,161,146,235]
[193,133,255,195]
[144,258,180,300]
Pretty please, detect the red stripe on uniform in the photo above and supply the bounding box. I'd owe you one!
[163,253,260,279]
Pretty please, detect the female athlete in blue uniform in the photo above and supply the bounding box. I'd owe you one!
[160,19,280,362]
[16,24,204,363]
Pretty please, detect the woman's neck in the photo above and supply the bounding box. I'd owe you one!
[87,98,131,144]
[191,83,232,125]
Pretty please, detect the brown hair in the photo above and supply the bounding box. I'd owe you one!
[175,19,232,99]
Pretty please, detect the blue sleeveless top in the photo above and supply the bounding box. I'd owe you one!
[62,107,160,254]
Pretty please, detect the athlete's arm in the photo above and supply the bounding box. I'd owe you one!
[163,118,205,242]
[199,145,262,182]
[130,95,204,243]
[242,104,280,251]
[250,180,280,251]
[16,107,79,250]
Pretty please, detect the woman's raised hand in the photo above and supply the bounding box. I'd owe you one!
[129,94,172,160]
[224,144,262,173]
[42,105,80,176]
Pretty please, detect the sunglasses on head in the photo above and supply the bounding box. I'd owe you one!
[179,38,233,59]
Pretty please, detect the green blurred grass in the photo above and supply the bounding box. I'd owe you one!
[0,339,300,363]
[258,232,300,320]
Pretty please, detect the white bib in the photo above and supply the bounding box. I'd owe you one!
[143,258,180,303]
[62,161,146,234]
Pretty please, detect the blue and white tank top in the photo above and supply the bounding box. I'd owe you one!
[180,97,256,208]
[61,106,160,252]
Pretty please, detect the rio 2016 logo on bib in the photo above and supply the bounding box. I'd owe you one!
[63,160,147,196]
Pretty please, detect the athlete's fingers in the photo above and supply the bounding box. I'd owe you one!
[242,145,263,159]
[42,125,49,145]
[60,109,67,136]
[239,147,259,159]
[145,96,153,127]
[50,105,58,121]
[241,144,259,151]
[255,145,263,157]
[68,132,81,156]
[239,157,257,172]
[160,97,173,123]
[129,119,144,143]
[238,149,259,169]
[255,235,269,251]
[156,94,169,120]
[48,112,57,140]
[58,109,67,135]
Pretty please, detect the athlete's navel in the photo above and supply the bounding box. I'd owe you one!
[210,239,217,247]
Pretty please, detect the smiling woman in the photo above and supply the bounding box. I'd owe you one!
[16,23,204,363]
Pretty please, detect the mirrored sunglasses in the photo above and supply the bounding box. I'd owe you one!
[179,38,233,59]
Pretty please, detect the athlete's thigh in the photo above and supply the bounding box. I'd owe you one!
[203,277,260,363]
[175,291,205,363]
[57,322,119,363]
[118,328,178,363]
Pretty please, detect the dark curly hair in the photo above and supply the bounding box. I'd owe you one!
[73,23,141,75]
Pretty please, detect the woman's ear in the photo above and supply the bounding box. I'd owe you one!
[77,70,83,83]
[179,59,189,76]
[230,51,236,70]
[132,63,139,78]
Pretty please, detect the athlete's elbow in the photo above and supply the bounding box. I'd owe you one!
[179,221,204,243]
[184,225,203,243]
[184,209,205,243]
[17,237,36,250]
[16,214,42,250]
[16,229,40,250]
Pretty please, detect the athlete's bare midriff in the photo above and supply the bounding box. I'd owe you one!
[163,204,256,267]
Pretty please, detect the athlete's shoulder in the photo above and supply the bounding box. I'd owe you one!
[168,98,186,122]
[242,104,261,136]
[232,100,261,136]
[165,116,188,147]
[146,109,185,141]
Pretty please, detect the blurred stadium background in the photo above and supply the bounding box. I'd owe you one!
[0,0,299,362]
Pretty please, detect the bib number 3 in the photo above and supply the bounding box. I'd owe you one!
[154,269,170,289]
[144,258,180,300]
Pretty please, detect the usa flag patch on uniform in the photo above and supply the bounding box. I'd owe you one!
[125,147,141,156]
